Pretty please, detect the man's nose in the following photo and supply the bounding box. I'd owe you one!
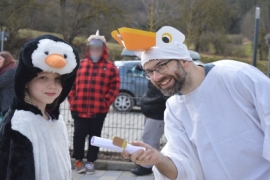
[152,71,163,81]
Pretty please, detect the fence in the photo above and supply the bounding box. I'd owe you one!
[61,100,144,149]
[61,62,167,161]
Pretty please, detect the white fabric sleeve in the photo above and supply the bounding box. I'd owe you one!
[153,102,204,180]
[59,115,72,174]
[220,65,270,162]
[59,115,69,147]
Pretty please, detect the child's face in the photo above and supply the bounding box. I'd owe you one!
[26,72,62,107]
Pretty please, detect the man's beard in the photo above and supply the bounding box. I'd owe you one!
[154,63,188,96]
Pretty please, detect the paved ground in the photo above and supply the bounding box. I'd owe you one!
[72,170,154,180]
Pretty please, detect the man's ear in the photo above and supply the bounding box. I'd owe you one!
[181,60,191,69]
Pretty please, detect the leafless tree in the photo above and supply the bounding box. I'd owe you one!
[56,0,125,44]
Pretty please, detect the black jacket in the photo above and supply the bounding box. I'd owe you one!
[0,110,35,180]
[140,81,168,120]
[0,67,16,114]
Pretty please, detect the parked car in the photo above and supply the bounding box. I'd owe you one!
[113,49,203,112]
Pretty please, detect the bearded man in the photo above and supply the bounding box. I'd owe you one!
[119,27,270,180]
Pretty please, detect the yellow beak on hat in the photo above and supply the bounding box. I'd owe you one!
[111,27,156,51]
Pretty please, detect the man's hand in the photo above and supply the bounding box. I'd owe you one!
[122,141,162,166]
[122,141,179,179]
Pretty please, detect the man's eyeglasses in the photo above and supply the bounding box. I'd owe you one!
[143,60,174,80]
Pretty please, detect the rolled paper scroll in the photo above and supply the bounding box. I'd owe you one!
[91,136,145,154]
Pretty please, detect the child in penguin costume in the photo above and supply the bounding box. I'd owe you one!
[0,35,80,180]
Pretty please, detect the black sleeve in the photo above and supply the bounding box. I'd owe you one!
[0,110,35,180]
[0,68,15,89]
[0,111,12,180]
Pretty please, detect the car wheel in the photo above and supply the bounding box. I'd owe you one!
[113,92,134,112]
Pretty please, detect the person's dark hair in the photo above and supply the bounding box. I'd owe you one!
[0,51,16,75]
[135,64,144,71]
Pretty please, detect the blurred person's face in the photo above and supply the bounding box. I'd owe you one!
[144,59,189,96]
[0,56,4,68]
[89,46,103,63]
[26,72,62,110]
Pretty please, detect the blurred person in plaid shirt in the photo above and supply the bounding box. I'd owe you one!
[68,30,120,175]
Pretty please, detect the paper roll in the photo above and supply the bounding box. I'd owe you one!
[91,136,145,154]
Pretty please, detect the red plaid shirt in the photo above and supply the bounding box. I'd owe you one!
[68,57,120,118]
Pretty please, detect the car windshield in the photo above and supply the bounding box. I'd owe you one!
[127,65,144,77]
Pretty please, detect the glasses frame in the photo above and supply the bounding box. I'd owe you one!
[143,59,174,80]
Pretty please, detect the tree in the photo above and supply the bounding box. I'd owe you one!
[126,0,178,32]
[60,0,68,41]
[240,0,270,60]
[175,0,233,53]
[0,0,40,53]
[56,0,125,44]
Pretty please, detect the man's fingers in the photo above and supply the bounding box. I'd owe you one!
[122,150,131,159]
[137,149,152,162]
[121,142,156,164]
[131,141,153,150]
[130,149,144,162]
[142,154,152,165]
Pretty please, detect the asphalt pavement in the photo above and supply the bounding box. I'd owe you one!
[72,170,154,180]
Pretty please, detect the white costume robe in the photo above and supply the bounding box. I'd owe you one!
[153,60,270,180]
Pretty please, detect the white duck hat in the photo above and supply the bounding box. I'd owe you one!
[111,26,192,67]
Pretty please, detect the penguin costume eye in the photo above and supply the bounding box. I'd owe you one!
[44,51,49,55]
[63,54,67,59]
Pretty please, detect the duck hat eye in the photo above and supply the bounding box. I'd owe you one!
[161,33,172,43]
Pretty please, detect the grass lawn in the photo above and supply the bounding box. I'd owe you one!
[200,53,268,74]
[18,29,123,51]
[17,29,268,73]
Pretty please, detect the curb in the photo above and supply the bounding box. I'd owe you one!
[71,159,136,171]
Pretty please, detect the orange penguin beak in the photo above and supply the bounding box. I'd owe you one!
[45,54,66,69]
[111,27,156,51]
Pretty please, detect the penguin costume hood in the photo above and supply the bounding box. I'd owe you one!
[13,35,79,119]
[0,35,79,180]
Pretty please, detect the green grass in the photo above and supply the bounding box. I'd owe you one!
[18,29,123,52]
[18,29,63,39]
[200,53,268,73]
[17,29,268,73]
[242,43,253,57]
